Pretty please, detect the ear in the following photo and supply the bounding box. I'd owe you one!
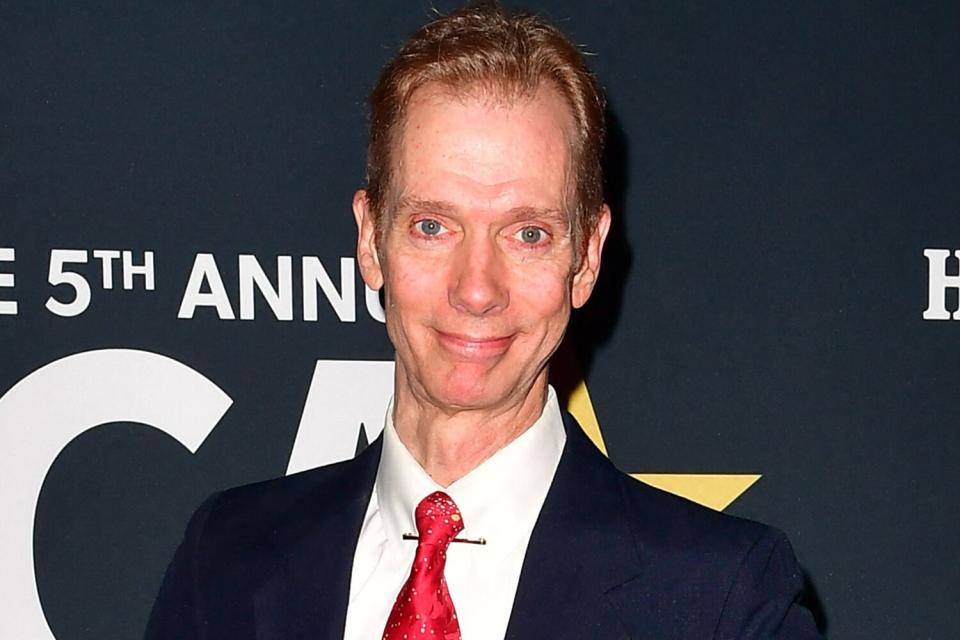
[353,189,384,290]
[571,204,611,309]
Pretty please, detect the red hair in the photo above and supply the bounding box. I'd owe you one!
[365,1,606,258]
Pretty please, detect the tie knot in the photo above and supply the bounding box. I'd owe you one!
[415,491,464,546]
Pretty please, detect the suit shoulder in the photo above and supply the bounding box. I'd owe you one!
[593,470,818,638]
[215,453,370,520]
[614,470,776,558]
[188,443,380,561]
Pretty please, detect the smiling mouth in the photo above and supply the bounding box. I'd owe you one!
[435,331,515,359]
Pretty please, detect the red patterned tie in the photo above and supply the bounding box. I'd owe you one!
[382,491,464,640]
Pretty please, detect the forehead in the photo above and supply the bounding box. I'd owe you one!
[391,82,575,215]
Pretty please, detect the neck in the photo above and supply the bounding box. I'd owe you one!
[392,378,549,487]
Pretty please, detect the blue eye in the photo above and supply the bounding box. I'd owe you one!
[517,227,545,244]
[415,219,444,236]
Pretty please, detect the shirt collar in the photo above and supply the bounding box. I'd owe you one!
[376,386,567,553]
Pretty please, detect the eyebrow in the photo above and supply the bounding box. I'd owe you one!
[395,197,458,215]
[395,197,568,225]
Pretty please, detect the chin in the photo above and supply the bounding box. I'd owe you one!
[431,371,511,412]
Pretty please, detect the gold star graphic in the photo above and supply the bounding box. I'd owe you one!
[559,369,760,512]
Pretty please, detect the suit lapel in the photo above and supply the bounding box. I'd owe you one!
[252,437,382,640]
[505,413,643,639]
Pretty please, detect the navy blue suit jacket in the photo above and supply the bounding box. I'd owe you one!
[146,414,823,639]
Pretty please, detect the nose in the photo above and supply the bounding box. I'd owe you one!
[448,236,508,316]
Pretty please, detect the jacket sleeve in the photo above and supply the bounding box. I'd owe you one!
[143,493,220,640]
[714,527,824,639]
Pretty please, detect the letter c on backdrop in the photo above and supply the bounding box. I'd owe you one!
[0,350,232,640]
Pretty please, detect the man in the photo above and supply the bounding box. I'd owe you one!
[146,3,823,638]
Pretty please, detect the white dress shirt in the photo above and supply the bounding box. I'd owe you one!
[342,386,567,640]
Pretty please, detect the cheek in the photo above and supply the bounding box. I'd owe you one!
[412,271,444,300]
[384,261,444,322]
[513,266,572,330]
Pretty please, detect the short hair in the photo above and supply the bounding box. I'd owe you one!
[365,1,606,260]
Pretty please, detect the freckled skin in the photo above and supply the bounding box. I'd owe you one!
[353,82,610,482]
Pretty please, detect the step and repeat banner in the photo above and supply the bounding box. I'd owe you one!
[2,1,957,638]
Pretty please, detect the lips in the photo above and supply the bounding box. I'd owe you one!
[435,330,515,359]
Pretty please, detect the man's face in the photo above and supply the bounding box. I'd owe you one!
[354,83,609,414]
